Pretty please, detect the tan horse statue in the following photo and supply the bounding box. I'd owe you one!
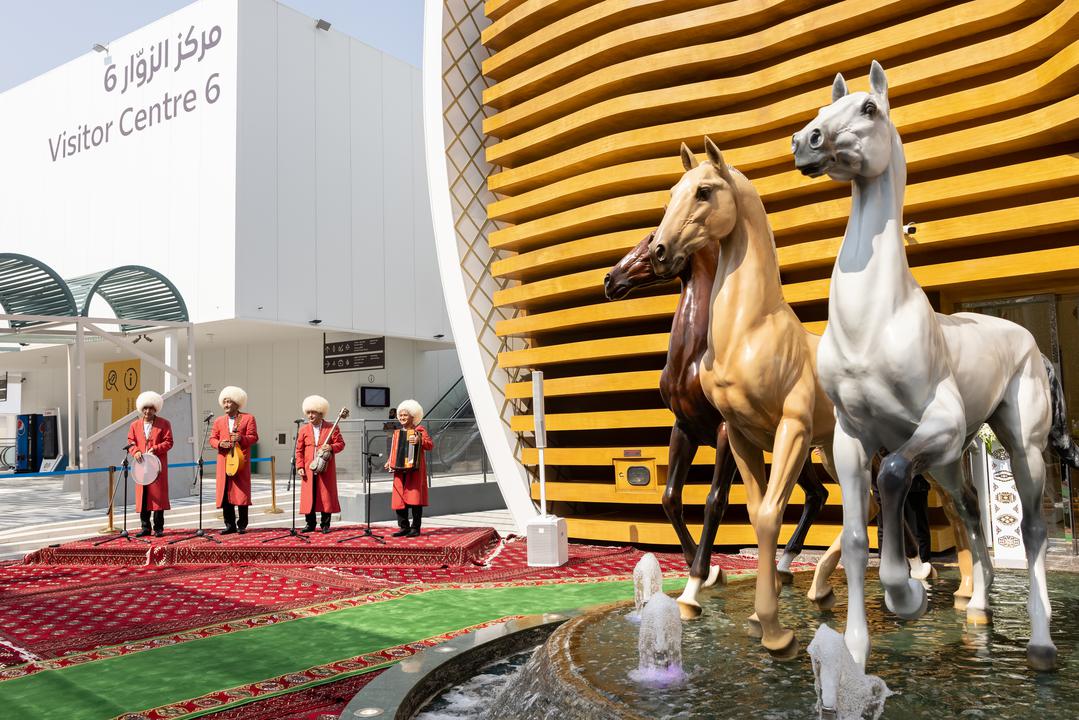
[648,138,840,658]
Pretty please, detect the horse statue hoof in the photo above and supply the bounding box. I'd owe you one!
[677,597,702,620]
[746,614,763,638]
[953,594,970,612]
[763,630,799,661]
[1027,643,1057,672]
[884,580,928,620]
[702,565,726,589]
[777,568,795,586]
[965,607,993,626]
[908,560,934,581]
[809,587,836,612]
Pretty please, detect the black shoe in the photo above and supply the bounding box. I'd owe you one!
[406,529,421,537]
[237,528,247,535]
[154,530,164,538]
[220,526,237,535]
[136,529,152,537]
[302,525,316,533]
[392,528,410,537]
[320,526,331,534]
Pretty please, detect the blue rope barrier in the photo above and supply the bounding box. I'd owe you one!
[6,457,275,479]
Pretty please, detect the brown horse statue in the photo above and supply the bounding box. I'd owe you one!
[605,232,832,610]
[647,138,842,658]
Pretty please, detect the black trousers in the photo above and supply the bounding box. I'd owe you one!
[872,479,931,560]
[905,488,932,562]
[222,503,249,530]
[396,505,423,530]
[140,509,165,532]
[304,512,332,529]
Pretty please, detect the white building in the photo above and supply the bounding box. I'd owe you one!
[0,0,460,482]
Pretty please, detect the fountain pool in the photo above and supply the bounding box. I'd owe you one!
[415,568,1079,719]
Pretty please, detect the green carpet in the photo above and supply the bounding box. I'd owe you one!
[0,578,688,719]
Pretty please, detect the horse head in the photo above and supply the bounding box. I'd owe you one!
[792,60,894,182]
[604,231,659,300]
[649,137,739,279]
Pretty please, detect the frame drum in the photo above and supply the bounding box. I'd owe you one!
[133,453,161,485]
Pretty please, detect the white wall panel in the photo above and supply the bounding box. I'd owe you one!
[381,57,417,339]
[274,4,317,326]
[235,0,279,320]
[349,42,386,335]
[314,28,352,329]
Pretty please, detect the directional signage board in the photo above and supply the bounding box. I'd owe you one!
[323,336,385,374]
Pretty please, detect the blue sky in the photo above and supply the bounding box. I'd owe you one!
[0,0,424,93]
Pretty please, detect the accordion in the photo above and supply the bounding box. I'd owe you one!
[388,429,419,471]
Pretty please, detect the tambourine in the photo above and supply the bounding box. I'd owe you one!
[133,453,161,485]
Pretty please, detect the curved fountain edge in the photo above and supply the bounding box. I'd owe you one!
[340,610,576,719]
[341,599,651,720]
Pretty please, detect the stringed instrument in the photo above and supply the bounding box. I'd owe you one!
[309,407,350,474]
[225,443,244,476]
[223,416,245,476]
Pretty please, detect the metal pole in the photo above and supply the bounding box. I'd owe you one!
[66,344,77,468]
[99,467,117,534]
[532,371,547,517]
[266,456,283,514]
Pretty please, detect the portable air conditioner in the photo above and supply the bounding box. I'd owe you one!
[526,515,568,567]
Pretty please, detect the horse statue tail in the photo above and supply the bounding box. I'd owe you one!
[1043,355,1079,469]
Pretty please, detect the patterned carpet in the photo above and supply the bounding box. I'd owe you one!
[0,533,800,719]
[23,526,500,567]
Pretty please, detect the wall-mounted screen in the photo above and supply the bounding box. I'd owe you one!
[359,385,390,408]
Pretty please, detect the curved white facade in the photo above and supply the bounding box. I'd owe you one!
[422,0,535,531]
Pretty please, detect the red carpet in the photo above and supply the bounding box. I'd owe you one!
[0,565,384,662]
[1,532,811,718]
[22,525,500,568]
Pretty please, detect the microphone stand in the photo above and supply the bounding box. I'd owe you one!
[95,447,151,546]
[337,450,385,544]
[169,415,220,545]
[263,419,309,544]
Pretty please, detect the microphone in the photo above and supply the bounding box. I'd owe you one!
[122,442,136,450]
[204,412,214,423]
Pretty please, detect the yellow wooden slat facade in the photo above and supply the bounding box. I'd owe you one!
[481,0,1079,547]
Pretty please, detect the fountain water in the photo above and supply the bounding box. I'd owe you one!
[808,624,892,720]
[629,553,663,622]
[629,593,686,687]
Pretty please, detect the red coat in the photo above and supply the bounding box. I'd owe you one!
[209,413,258,507]
[127,417,174,512]
[391,425,433,510]
[295,422,345,514]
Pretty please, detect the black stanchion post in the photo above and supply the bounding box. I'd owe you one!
[263,419,310,544]
[337,443,385,544]
[169,414,221,545]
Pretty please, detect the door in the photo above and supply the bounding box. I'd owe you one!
[93,400,112,435]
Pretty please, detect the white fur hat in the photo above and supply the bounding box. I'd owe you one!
[136,390,163,412]
[396,399,424,423]
[218,386,248,409]
[302,395,329,415]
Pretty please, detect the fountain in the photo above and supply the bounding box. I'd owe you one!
[359,567,1079,720]
[628,552,662,622]
[629,593,686,686]
[808,624,892,720]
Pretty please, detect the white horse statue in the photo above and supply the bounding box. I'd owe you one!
[792,60,1079,672]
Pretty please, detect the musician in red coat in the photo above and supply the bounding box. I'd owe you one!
[209,386,259,534]
[385,399,434,537]
[296,395,345,533]
[127,391,174,537]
